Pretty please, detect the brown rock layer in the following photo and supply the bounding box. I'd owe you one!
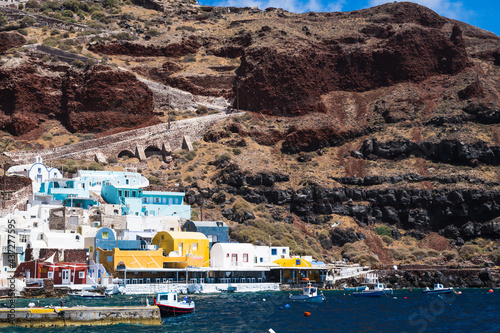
[0,62,155,135]
[0,31,26,53]
[236,24,468,116]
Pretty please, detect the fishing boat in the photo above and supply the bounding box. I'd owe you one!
[154,292,195,317]
[353,283,392,297]
[67,290,107,299]
[343,284,368,292]
[289,282,325,302]
[422,284,454,294]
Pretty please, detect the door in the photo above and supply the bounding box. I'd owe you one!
[62,269,71,284]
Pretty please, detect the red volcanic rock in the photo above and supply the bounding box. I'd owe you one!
[88,36,201,57]
[0,32,26,53]
[458,80,486,100]
[236,24,468,116]
[0,61,155,135]
[0,64,64,118]
[359,1,448,28]
[64,66,154,132]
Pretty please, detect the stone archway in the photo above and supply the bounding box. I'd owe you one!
[118,150,135,158]
[145,145,162,158]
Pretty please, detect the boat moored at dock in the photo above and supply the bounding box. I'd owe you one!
[353,283,392,297]
[422,284,454,294]
[154,292,195,317]
[67,290,107,299]
[343,284,369,292]
[289,282,326,302]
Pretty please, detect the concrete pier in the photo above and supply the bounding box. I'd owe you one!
[0,306,161,327]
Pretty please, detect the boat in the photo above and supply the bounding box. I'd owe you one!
[343,284,369,292]
[154,292,195,317]
[353,283,392,297]
[289,282,325,302]
[67,290,107,299]
[422,284,454,294]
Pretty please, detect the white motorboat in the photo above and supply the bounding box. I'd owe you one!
[353,283,392,297]
[154,292,195,317]
[289,282,326,302]
[67,290,107,299]
[422,284,454,294]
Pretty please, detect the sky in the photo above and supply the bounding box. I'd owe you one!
[197,0,500,36]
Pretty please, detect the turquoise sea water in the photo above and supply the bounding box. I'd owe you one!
[4,289,499,333]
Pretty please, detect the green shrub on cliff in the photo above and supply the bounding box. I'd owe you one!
[442,250,457,261]
[390,247,411,261]
[489,250,500,266]
[381,235,393,245]
[459,245,480,261]
[375,225,392,237]
[0,14,6,27]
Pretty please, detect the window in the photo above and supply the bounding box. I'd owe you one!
[38,168,41,173]
[132,191,136,197]
[271,249,277,256]
[254,257,257,263]
[19,234,30,243]
[243,253,248,262]
[102,232,108,239]
[143,198,147,203]
[79,271,85,279]
[231,254,237,262]
[118,190,122,197]
[282,249,287,254]
[155,197,160,203]
[125,191,129,197]
[260,258,264,263]
[193,243,198,251]
[296,259,301,265]
[126,179,129,185]
[47,271,53,279]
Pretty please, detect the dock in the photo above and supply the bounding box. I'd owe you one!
[0,306,162,327]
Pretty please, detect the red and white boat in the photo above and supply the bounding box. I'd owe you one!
[154,292,195,317]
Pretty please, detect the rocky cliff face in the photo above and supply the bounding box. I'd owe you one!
[1,1,499,267]
[0,60,155,135]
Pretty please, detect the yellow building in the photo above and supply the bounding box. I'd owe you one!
[274,258,312,268]
[273,258,324,283]
[98,247,197,274]
[152,231,209,267]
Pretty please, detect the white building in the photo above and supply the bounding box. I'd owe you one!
[210,243,255,268]
[27,231,84,256]
[254,246,290,265]
[7,156,62,192]
[77,170,149,193]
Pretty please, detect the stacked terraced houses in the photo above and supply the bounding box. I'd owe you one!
[0,156,340,295]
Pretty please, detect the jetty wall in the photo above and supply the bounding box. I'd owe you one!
[0,306,161,328]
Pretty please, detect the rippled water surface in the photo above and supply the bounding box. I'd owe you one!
[5,289,499,333]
